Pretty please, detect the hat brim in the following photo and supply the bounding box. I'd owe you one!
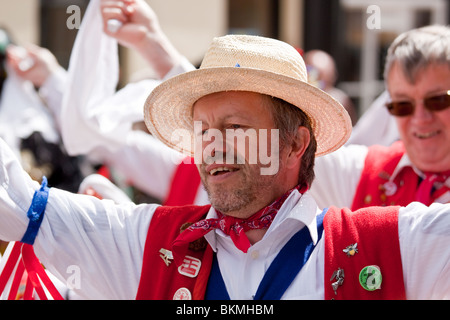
[144,67,351,157]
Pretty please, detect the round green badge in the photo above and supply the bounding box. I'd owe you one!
[359,265,382,291]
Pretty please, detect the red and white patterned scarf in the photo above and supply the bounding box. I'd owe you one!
[172,184,307,265]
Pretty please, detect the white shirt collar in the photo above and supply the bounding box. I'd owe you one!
[390,153,450,183]
[390,153,425,181]
[204,189,322,252]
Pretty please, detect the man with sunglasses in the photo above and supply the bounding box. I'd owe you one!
[312,25,450,210]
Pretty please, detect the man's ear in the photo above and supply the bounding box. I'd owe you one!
[285,126,310,169]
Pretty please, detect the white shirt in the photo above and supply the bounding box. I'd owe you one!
[55,0,200,203]
[50,60,202,203]
[0,137,448,300]
[33,0,203,204]
[311,144,368,209]
[0,67,61,159]
[346,90,399,147]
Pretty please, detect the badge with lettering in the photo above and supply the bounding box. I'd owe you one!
[159,248,173,266]
[173,287,192,300]
[359,265,382,291]
[178,255,201,278]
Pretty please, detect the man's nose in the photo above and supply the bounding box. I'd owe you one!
[203,131,227,154]
[411,100,434,124]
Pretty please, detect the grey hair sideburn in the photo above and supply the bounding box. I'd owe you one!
[263,95,317,189]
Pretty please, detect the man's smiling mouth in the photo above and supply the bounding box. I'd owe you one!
[209,167,239,176]
[414,130,440,139]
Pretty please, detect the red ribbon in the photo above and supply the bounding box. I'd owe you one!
[0,242,63,300]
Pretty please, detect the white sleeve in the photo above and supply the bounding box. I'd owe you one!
[59,0,124,156]
[95,130,185,201]
[347,91,399,147]
[0,137,157,299]
[35,190,156,300]
[0,138,38,241]
[38,67,68,131]
[60,0,196,157]
[0,68,60,154]
[399,202,450,300]
[310,144,368,209]
[163,55,196,80]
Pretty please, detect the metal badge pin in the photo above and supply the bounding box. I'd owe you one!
[330,268,345,295]
[359,265,382,291]
[159,248,173,266]
[383,181,397,196]
[343,243,358,257]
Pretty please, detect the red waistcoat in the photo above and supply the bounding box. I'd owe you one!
[136,205,212,300]
[351,141,419,210]
[135,204,405,300]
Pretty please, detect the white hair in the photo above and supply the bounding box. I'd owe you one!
[384,25,450,83]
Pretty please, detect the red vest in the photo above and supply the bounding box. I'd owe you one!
[351,141,419,210]
[136,205,405,300]
[136,205,212,300]
[163,157,201,206]
[324,205,405,299]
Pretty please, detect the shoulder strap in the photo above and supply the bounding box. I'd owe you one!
[205,254,230,300]
[206,208,328,300]
[254,208,326,300]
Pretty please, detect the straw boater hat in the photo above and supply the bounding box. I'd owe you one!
[144,34,351,157]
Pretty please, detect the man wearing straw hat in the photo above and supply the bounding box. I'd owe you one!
[0,34,448,299]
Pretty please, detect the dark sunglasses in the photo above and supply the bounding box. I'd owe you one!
[386,90,450,117]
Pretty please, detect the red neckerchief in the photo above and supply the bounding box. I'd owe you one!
[414,171,450,206]
[172,184,307,265]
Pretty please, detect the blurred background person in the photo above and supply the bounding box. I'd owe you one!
[0,28,88,255]
[311,25,450,211]
[304,49,357,125]
[53,0,205,206]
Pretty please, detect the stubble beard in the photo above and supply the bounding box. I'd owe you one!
[200,164,278,218]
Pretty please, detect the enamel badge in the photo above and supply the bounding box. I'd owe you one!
[178,255,201,278]
[359,265,382,291]
[343,243,358,257]
[173,287,192,300]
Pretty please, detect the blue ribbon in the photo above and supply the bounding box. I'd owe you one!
[206,208,327,300]
[21,177,50,245]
